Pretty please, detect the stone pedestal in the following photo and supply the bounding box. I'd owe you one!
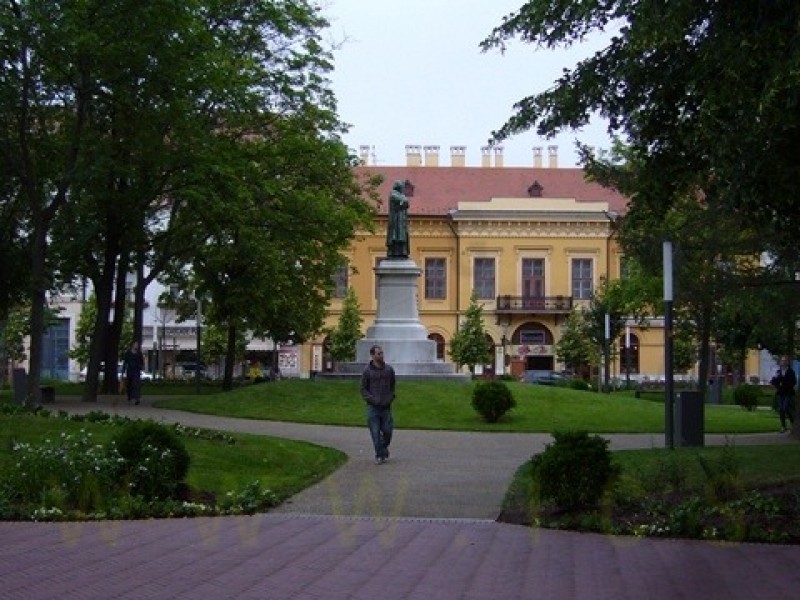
[356,259,436,364]
[333,258,466,380]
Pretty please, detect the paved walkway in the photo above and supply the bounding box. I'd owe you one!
[1,396,798,599]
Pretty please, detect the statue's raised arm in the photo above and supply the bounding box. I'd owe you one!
[386,179,411,258]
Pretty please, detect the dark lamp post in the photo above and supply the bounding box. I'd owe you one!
[604,313,611,392]
[195,293,202,395]
[664,240,675,449]
[625,325,632,388]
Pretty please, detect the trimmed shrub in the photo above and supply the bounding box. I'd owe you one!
[733,384,761,412]
[112,421,190,500]
[471,381,516,423]
[567,378,592,391]
[531,430,619,511]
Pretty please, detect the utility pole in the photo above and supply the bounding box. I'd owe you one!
[664,241,675,449]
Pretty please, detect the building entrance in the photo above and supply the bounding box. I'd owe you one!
[526,355,554,370]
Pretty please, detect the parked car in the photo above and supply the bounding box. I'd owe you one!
[179,362,207,379]
[261,366,281,381]
[520,370,566,385]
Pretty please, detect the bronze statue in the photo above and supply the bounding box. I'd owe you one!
[387,180,411,258]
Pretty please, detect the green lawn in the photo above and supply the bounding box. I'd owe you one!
[152,379,780,434]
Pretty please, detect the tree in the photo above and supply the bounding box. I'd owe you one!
[1,306,30,367]
[555,308,598,379]
[327,287,363,363]
[2,1,373,401]
[483,0,800,402]
[483,2,800,236]
[450,293,492,374]
[69,293,133,372]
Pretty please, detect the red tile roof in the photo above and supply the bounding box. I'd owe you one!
[355,166,628,216]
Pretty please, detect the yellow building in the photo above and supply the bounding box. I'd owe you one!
[303,145,754,383]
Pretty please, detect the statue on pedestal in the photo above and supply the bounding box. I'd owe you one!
[386,180,412,258]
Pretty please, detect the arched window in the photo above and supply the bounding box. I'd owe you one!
[428,333,445,361]
[512,322,554,345]
[322,335,333,372]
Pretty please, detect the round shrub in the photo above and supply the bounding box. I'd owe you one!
[733,384,761,412]
[112,420,190,500]
[567,378,592,391]
[531,430,619,511]
[471,381,516,423]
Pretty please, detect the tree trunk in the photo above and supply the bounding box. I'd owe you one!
[82,245,118,401]
[223,322,237,391]
[696,308,713,401]
[24,220,48,406]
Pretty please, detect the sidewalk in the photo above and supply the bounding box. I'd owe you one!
[1,395,798,599]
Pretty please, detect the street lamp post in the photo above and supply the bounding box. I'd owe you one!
[604,313,611,392]
[501,334,507,377]
[155,302,173,380]
[195,293,202,395]
[625,325,631,388]
[664,240,675,449]
[160,313,167,380]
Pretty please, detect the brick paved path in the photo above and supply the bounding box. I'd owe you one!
[3,514,800,599]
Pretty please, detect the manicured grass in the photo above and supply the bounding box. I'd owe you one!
[0,410,346,504]
[612,444,800,486]
[153,379,780,434]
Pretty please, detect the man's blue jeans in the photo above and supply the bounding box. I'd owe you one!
[777,394,795,429]
[367,405,393,459]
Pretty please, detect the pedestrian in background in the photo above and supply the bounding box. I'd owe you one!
[770,356,796,432]
[121,341,145,405]
[360,345,396,464]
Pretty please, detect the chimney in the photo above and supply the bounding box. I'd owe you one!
[533,146,543,168]
[405,145,422,167]
[493,146,504,168]
[423,145,440,167]
[548,145,559,168]
[358,145,371,165]
[481,145,491,168]
[450,145,466,167]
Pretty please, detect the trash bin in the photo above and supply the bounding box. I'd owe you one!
[12,368,27,406]
[676,391,704,447]
[40,385,55,404]
[708,378,723,405]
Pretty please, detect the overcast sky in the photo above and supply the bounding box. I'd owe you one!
[322,0,614,168]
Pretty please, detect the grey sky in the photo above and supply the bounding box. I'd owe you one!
[323,0,613,168]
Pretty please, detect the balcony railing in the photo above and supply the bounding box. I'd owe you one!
[495,295,573,314]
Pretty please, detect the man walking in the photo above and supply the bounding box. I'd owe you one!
[771,356,796,433]
[360,345,396,464]
[121,341,145,405]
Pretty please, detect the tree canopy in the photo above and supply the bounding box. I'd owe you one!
[1,0,374,400]
[483,0,800,242]
[484,0,800,397]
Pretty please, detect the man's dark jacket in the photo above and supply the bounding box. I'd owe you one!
[360,361,396,408]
